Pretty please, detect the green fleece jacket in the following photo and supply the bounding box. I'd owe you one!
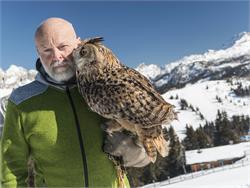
[1,79,129,187]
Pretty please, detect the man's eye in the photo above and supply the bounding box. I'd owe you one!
[44,49,52,53]
[59,45,69,50]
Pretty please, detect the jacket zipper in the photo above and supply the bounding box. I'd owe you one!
[66,86,89,187]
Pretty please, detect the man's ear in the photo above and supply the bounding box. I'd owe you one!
[76,37,81,44]
[73,37,81,49]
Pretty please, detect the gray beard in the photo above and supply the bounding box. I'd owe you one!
[41,60,76,82]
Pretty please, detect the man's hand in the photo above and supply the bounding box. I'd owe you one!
[103,131,151,167]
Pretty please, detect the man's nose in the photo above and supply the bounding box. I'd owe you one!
[52,48,63,62]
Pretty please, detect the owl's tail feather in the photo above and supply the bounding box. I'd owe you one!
[152,134,169,158]
[143,135,169,163]
[143,138,157,163]
[139,126,169,163]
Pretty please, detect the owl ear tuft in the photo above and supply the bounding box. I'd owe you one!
[83,37,104,45]
[89,37,104,43]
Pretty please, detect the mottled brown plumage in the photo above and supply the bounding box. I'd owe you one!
[73,37,177,163]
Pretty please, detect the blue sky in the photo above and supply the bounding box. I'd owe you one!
[1,1,249,70]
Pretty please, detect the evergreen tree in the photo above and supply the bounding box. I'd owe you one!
[189,104,195,112]
[232,83,250,97]
[167,126,185,177]
[203,121,216,146]
[215,110,240,145]
[196,127,212,148]
[199,112,204,120]
[216,95,222,103]
[180,99,188,110]
[175,94,179,100]
[183,125,198,150]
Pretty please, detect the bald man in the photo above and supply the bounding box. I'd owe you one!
[1,18,150,187]
[35,18,80,82]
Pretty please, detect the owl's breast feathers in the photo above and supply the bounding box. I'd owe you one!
[77,66,175,128]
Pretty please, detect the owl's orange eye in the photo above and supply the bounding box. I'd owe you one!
[80,47,88,56]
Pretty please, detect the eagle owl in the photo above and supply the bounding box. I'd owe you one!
[73,37,177,163]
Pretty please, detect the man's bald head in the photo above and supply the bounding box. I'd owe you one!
[35,17,77,46]
[35,17,81,82]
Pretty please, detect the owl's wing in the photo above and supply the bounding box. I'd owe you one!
[123,66,166,104]
[96,67,174,128]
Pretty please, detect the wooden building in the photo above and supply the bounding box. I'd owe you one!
[185,142,249,172]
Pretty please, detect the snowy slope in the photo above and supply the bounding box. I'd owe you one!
[162,79,250,140]
[144,164,250,188]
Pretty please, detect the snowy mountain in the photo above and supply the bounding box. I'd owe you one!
[137,32,250,93]
[136,63,164,80]
[0,65,37,135]
[0,65,36,94]
[0,65,37,102]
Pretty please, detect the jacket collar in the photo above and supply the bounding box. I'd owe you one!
[35,59,77,90]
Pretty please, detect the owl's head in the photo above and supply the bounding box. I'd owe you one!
[73,37,121,75]
[73,37,104,69]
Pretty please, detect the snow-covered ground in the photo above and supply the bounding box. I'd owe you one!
[143,142,250,188]
[162,79,250,140]
[144,164,250,188]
